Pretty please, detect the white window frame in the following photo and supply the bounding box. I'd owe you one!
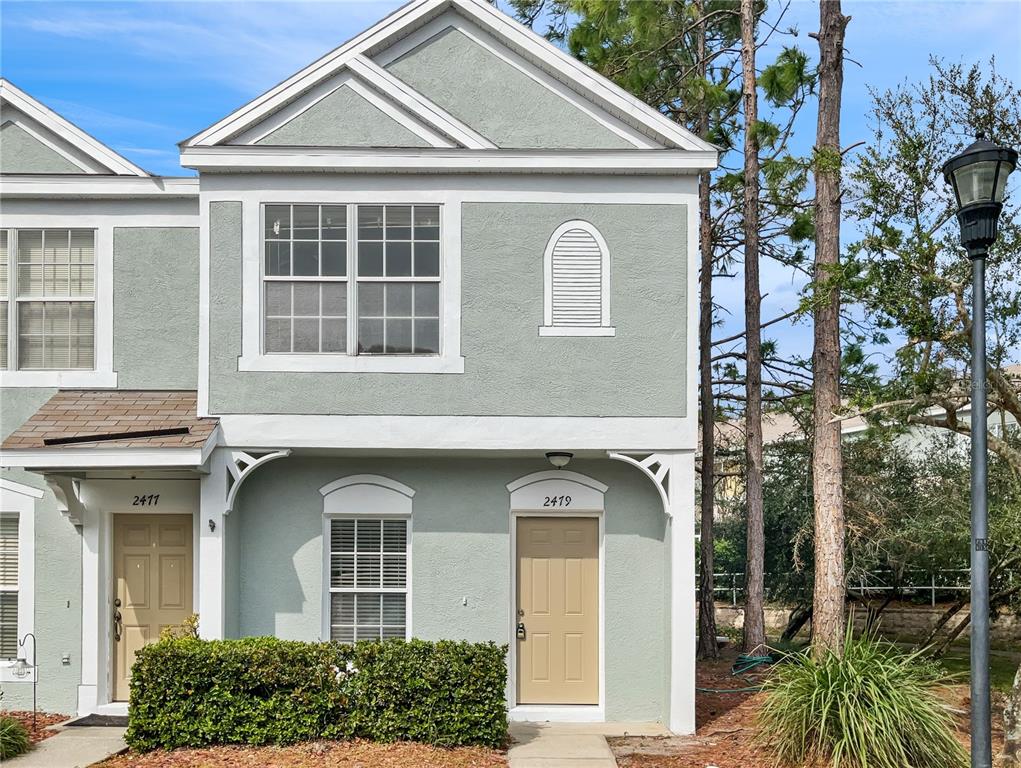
[0,479,41,681]
[539,220,615,337]
[319,474,414,642]
[0,219,116,388]
[239,198,463,373]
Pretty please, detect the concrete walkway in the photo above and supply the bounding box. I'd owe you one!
[508,721,670,768]
[8,724,127,767]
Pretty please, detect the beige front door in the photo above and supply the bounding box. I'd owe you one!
[113,514,193,701]
[516,516,599,705]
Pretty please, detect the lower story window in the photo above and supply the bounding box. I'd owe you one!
[0,515,19,658]
[328,517,408,642]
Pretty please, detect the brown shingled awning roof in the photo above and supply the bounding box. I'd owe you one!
[1,390,218,450]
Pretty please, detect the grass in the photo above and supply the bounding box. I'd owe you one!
[938,651,1018,693]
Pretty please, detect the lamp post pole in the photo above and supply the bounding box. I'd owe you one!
[970,249,990,768]
[942,132,1017,768]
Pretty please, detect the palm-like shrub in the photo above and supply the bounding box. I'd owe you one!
[0,716,31,760]
[757,629,968,768]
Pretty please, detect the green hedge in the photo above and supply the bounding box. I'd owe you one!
[125,637,508,751]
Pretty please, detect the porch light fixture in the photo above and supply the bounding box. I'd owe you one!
[942,132,1017,768]
[545,451,573,469]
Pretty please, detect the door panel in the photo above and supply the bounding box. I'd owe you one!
[517,517,598,705]
[113,514,193,701]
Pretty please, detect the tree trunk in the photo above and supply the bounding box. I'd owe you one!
[1001,662,1021,767]
[809,0,850,660]
[780,604,813,643]
[696,0,720,662]
[740,0,766,654]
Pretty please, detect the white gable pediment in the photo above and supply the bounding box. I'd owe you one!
[0,79,148,176]
[181,0,716,162]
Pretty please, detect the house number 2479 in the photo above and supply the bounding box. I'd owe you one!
[543,495,572,507]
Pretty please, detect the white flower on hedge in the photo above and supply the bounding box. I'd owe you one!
[329,661,358,683]
[345,661,358,675]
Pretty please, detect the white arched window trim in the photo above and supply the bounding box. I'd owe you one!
[539,220,615,337]
[319,474,414,642]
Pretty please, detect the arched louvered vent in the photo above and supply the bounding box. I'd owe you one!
[541,221,614,336]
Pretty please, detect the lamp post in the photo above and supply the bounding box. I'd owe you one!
[942,133,1017,768]
[12,632,38,733]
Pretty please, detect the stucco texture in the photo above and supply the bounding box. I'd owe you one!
[256,85,430,148]
[113,227,200,388]
[384,25,635,150]
[1,389,82,714]
[0,121,83,174]
[231,456,668,722]
[208,200,687,417]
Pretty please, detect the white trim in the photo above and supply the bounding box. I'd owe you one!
[238,198,463,375]
[181,146,716,174]
[0,176,198,199]
[0,370,118,388]
[180,0,714,154]
[507,478,605,719]
[319,474,416,499]
[1,112,99,174]
[541,220,612,334]
[319,474,414,642]
[373,13,657,151]
[0,448,205,469]
[346,55,496,149]
[0,479,38,681]
[508,705,603,723]
[538,326,615,337]
[215,415,695,451]
[224,449,291,513]
[0,78,149,176]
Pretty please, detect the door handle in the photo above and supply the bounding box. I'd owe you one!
[516,622,526,640]
[114,610,122,642]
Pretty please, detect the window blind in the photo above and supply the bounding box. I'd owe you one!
[0,516,19,659]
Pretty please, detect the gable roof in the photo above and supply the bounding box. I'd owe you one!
[0,78,149,177]
[181,0,715,155]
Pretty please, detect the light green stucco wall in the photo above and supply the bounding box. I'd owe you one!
[0,121,83,175]
[1,388,82,714]
[113,227,200,389]
[385,25,636,150]
[232,456,668,722]
[255,86,430,148]
[208,200,687,416]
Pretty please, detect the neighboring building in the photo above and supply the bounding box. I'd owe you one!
[0,0,715,732]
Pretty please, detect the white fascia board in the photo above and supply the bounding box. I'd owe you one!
[0,478,46,499]
[216,414,696,451]
[0,448,205,469]
[0,175,199,199]
[346,55,496,149]
[179,147,717,173]
[446,0,715,154]
[183,0,448,147]
[0,78,150,177]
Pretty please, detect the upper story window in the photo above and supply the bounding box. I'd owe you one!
[1,229,96,371]
[539,220,615,337]
[262,204,441,357]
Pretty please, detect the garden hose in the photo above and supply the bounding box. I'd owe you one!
[732,653,774,675]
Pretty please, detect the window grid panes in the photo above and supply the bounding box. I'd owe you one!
[356,205,440,355]
[329,518,408,643]
[0,516,19,659]
[261,204,441,357]
[4,229,96,371]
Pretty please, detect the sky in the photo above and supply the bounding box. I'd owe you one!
[2,0,1020,366]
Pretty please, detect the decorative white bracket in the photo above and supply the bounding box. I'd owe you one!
[45,475,85,525]
[607,452,674,514]
[225,449,291,513]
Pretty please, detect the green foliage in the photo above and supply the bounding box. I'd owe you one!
[758,629,968,768]
[760,47,814,105]
[125,637,508,752]
[0,716,31,760]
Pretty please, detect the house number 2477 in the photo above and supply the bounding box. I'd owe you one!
[543,495,572,507]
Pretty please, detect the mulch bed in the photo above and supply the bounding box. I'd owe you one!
[0,710,69,744]
[96,740,507,768]
[609,647,1008,768]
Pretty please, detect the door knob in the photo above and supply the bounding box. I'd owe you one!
[516,622,526,640]
[114,610,122,642]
